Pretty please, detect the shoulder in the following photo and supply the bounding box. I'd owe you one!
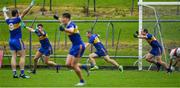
[146,33,153,38]
[66,21,76,29]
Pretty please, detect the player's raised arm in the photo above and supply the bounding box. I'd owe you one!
[20,0,35,19]
[2,7,9,20]
[53,14,61,23]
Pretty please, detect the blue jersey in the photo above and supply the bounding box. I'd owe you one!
[34,30,51,48]
[65,21,84,45]
[6,17,22,39]
[89,34,106,52]
[146,33,161,48]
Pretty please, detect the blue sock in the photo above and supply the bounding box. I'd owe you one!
[13,71,17,75]
[20,69,24,74]
[80,79,84,83]
[81,64,87,70]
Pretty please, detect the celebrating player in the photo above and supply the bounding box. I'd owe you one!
[168,48,180,72]
[2,0,34,78]
[26,24,60,74]
[134,29,171,72]
[85,31,123,72]
[53,13,86,86]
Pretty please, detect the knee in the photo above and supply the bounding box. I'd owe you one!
[44,60,49,65]
[34,58,38,62]
[145,56,151,61]
[89,54,93,58]
[66,63,74,68]
[20,54,25,58]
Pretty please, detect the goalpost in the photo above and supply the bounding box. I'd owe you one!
[138,0,180,70]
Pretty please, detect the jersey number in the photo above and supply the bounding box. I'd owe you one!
[9,23,14,31]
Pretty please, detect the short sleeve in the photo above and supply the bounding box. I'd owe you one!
[146,34,152,39]
[66,24,75,31]
[89,36,94,44]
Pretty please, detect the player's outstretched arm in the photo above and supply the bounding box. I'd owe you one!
[133,31,146,39]
[137,35,147,39]
[26,27,35,32]
[20,0,35,19]
[2,7,9,20]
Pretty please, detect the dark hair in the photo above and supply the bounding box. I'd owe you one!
[143,29,148,33]
[11,9,18,17]
[86,31,92,34]
[62,13,71,19]
[37,24,43,27]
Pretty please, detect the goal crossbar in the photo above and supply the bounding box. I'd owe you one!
[139,2,180,6]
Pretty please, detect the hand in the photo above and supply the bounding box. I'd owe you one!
[2,7,8,12]
[133,31,139,38]
[30,0,35,7]
[59,25,65,31]
[53,15,59,20]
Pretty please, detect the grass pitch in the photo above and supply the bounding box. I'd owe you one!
[0,69,179,87]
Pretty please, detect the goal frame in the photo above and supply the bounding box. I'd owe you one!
[138,0,180,70]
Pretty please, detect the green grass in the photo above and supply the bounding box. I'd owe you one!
[0,69,179,87]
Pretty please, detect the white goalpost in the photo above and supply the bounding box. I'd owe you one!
[138,0,180,70]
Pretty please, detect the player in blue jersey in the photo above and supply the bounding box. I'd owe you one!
[85,31,123,72]
[2,0,34,78]
[53,13,86,86]
[26,24,60,74]
[134,29,171,72]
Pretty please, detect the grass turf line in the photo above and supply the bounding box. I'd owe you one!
[0,69,179,87]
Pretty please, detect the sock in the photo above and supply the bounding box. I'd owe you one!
[13,70,17,75]
[156,62,161,66]
[80,79,84,83]
[20,69,24,75]
[81,64,87,70]
[90,63,95,68]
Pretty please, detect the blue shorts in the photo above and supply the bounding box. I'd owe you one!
[150,46,163,56]
[38,46,53,56]
[9,39,25,51]
[95,48,108,57]
[69,44,85,57]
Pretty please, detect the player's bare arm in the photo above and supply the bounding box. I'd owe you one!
[20,0,34,19]
[26,27,35,32]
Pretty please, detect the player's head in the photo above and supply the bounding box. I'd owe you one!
[11,9,19,17]
[86,31,92,38]
[37,24,43,31]
[61,13,71,25]
[141,28,148,35]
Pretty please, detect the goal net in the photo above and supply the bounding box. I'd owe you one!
[138,0,180,70]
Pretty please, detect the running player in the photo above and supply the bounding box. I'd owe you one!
[168,48,180,72]
[134,29,171,72]
[53,13,86,86]
[2,0,34,78]
[85,31,123,71]
[26,24,60,74]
